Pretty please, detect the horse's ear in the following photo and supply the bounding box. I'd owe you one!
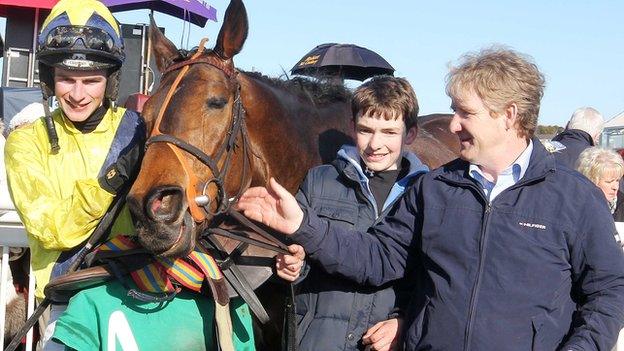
[149,15,180,72]
[213,0,248,60]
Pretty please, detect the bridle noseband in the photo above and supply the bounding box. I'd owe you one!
[145,39,251,223]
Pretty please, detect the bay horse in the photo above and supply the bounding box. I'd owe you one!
[126,0,458,348]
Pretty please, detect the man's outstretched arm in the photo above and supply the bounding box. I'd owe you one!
[236,177,419,286]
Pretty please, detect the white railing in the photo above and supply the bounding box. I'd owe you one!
[0,210,34,351]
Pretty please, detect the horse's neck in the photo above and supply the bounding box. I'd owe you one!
[241,76,352,192]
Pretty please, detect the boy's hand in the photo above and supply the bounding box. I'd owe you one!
[235,177,303,235]
[275,244,305,282]
[362,318,402,351]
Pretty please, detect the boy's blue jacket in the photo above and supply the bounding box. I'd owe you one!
[292,139,624,350]
[293,145,428,351]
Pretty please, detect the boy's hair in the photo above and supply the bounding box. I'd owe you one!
[351,76,419,130]
[446,47,545,139]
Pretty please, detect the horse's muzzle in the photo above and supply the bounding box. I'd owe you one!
[127,186,197,257]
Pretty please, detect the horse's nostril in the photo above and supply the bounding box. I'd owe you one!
[146,187,184,223]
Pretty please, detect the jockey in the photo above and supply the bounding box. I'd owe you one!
[4,0,144,348]
[5,1,256,350]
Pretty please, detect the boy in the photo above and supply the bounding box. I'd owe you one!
[292,76,428,351]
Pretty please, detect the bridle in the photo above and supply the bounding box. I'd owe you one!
[143,39,290,253]
[145,39,250,222]
[143,40,294,327]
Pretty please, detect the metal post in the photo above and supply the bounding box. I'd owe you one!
[0,245,10,348]
[143,9,154,95]
[139,24,146,94]
[27,8,40,87]
[25,265,35,351]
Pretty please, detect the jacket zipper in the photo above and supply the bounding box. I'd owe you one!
[463,201,491,351]
[437,171,549,350]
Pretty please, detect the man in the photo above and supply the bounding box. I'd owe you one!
[237,48,624,350]
[291,76,427,351]
[4,0,144,348]
[552,107,604,168]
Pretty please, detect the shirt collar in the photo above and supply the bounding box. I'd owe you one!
[469,139,533,184]
[59,106,114,134]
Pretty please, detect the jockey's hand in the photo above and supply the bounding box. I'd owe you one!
[275,244,305,282]
[235,177,303,235]
[361,318,402,351]
[99,141,143,195]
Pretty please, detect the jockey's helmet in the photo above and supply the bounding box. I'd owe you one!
[36,0,125,102]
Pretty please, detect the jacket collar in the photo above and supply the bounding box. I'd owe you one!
[553,129,595,146]
[335,145,429,183]
[437,137,556,185]
[55,106,116,135]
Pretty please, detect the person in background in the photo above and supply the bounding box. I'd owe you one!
[0,119,12,211]
[576,147,624,221]
[552,107,604,168]
[289,76,428,351]
[7,102,45,135]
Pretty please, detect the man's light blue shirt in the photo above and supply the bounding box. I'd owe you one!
[469,140,533,202]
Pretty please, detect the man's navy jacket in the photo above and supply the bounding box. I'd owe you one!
[292,139,624,350]
[552,129,595,169]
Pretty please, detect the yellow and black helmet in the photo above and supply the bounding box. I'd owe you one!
[37,0,125,101]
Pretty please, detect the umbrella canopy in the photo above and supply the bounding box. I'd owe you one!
[0,0,56,16]
[102,0,217,27]
[0,0,216,27]
[291,43,395,81]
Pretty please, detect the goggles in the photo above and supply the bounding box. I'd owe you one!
[41,26,119,55]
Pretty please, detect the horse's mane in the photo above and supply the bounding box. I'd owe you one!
[243,71,352,106]
[177,47,351,106]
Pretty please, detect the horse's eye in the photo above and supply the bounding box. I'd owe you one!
[207,97,227,109]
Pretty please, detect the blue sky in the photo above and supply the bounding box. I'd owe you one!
[4,0,624,126]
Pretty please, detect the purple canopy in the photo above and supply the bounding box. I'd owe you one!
[102,0,217,27]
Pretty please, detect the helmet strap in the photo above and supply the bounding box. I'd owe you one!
[105,67,121,104]
[42,98,60,153]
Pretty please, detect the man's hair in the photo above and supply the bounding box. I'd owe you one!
[567,107,604,141]
[351,76,419,130]
[576,146,624,185]
[446,47,545,139]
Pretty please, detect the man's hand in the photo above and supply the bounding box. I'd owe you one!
[275,244,305,282]
[235,177,303,235]
[361,318,402,351]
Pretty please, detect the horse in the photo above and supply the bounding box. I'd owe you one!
[126,0,459,348]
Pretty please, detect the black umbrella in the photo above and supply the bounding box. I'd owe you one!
[291,43,395,81]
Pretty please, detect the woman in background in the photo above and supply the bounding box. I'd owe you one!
[576,146,624,222]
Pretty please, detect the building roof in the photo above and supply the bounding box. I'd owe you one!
[604,111,624,128]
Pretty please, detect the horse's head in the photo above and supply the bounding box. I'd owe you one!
[128,0,253,257]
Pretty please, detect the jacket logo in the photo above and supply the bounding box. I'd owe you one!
[106,168,117,180]
[518,222,546,230]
